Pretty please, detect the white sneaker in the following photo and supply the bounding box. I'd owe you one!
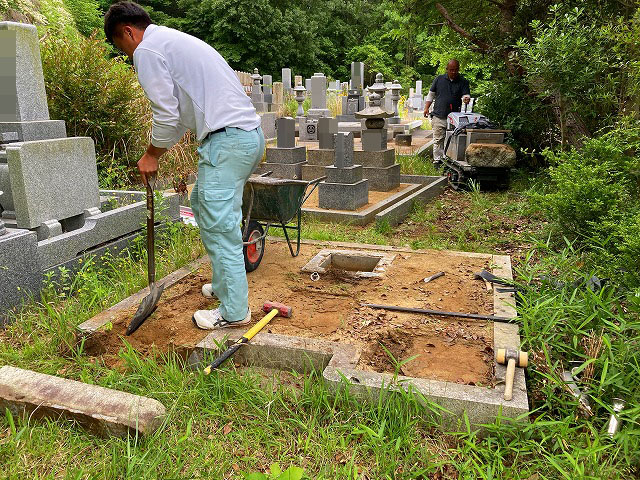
[192,308,251,330]
[202,283,215,298]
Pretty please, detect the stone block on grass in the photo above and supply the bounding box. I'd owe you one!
[0,366,166,437]
[0,228,40,314]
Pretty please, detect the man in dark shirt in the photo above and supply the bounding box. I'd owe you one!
[423,59,471,164]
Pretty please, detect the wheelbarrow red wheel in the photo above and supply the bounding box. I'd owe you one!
[243,220,265,272]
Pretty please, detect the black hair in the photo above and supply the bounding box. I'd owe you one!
[104,1,152,44]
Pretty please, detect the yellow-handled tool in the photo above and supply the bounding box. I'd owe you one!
[203,301,293,374]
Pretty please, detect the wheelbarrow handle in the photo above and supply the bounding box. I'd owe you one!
[302,176,327,205]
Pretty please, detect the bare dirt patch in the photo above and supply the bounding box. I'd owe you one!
[84,241,495,385]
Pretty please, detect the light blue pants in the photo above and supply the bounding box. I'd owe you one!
[190,127,264,321]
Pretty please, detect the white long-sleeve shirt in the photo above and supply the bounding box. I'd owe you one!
[133,24,261,149]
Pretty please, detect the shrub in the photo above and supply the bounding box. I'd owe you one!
[63,0,103,37]
[541,119,640,286]
[41,32,149,187]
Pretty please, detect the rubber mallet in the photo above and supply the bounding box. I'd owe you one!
[203,301,292,374]
[496,348,528,401]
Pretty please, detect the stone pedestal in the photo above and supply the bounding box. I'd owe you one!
[303,149,334,180]
[362,128,388,151]
[299,116,318,141]
[318,179,369,210]
[261,117,306,179]
[318,132,368,210]
[354,148,400,191]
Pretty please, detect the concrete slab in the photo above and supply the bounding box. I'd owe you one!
[0,366,166,437]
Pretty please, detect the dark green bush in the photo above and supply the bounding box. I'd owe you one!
[541,119,640,286]
[63,0,103,37]
[41,33,149,188]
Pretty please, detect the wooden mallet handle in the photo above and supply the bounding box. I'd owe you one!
[504,357,516,401]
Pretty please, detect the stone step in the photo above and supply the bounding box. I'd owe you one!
[0,365,166,437]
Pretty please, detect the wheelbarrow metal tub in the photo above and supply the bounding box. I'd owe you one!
[241,175,325,267]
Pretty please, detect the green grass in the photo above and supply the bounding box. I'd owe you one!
[1,174,639,478]
[396,154,439,176]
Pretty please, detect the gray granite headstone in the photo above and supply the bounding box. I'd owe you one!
[276,117,296,148]
[318,117,338,149]
[305,78,311,92]
[311,73,327,108]
[416,80,422,96]
[263,75,272,95]
[6,137,100,229]
[282,68,292,93]
[350,62,364,92]
[0,22,49,122]
[334,132,354,168]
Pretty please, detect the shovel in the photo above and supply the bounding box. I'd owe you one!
[126,180,165,335]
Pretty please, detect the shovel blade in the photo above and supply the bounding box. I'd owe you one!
[126,282,165,335]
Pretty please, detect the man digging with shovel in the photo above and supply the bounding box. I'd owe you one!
[105,2,264,330]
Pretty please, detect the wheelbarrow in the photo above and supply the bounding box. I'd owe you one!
[241,173,325,272]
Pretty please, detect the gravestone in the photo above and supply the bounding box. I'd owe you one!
[354,73,401,191]
[384,81,393,113]
[410,80,423,111]
[305,78,311,93]
[282,68,292,94]
[303,119,337,180]
[350,62,365,92]
[272,82,284,111]
[263,74,273,104]
[0,22,66,141]
[308,73,330,118]
[294,75,303,87]
[317,117,338,149]
[260,117,306,179]
[6,138,100,236]
[0,21,180,316]
[318,132,368,210]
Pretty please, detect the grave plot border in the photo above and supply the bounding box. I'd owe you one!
[77,239,527,429]
[302,177,446,226]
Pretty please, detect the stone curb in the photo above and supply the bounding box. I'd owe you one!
[0,366,166,437]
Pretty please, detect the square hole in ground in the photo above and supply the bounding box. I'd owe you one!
[301,249,395,278]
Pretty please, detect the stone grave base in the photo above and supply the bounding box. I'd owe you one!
[77,239,528,430]
[303,176,446,226]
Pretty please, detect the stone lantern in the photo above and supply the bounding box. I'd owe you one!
[293,84,306,117]
[367,73,388,108]
[250,68,262,97]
